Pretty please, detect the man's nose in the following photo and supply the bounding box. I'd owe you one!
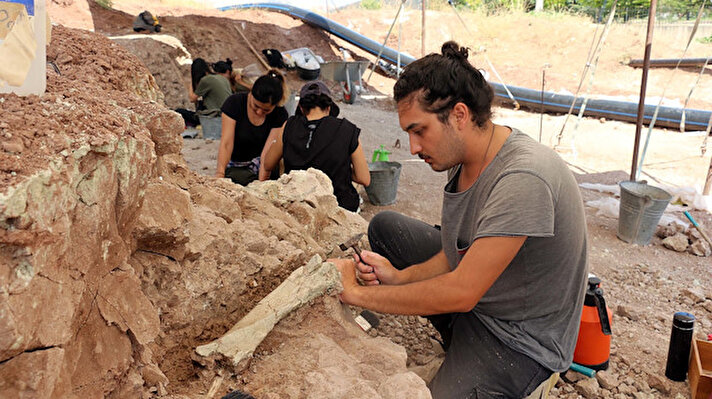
[409,135,421,155]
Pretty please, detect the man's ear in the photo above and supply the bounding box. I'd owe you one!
[451,102,470,129]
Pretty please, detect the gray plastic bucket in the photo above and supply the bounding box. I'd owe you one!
[198,115,222,140]
[617,181,672,245]
[365,161,401,206]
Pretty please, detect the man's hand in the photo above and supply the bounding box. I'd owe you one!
[355,250,401,286]
[330,258,359,304]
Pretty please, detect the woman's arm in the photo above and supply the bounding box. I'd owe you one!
[259,124,285,180]
[215,113,236,177]
[350,140,370,186]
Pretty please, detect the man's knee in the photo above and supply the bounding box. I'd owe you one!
[367,211,400,239]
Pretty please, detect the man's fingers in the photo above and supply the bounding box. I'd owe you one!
[355,261,373,274]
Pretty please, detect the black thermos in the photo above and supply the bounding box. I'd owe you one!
[665,312,695,381]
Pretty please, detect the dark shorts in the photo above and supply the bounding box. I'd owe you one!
[368,211,551,398]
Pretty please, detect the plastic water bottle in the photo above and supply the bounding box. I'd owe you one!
[0,0,47,96]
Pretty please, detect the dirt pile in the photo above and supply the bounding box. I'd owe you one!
[0,25,429,398]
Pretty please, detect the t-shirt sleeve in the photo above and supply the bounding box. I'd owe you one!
[348,124,360,154]
[476,172,555,239]
[194,76,211,98]
[221,93,242,121]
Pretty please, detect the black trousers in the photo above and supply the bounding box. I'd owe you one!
[367,211,551,399]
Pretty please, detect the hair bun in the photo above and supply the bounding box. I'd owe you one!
[441,41,468,61]
[226,58,233,66]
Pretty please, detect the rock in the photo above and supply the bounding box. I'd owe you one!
[96,269,160,345]
[141,363,169,387]
[1,137,24,153]
[132,182,192,260]
[647,373,671,394]
[575,377,600,398]
[682,287,706,304]
[618,382,636,395]
[662,233,689,252]
[657,222,686,238]
[0,347,64,397]
[563,369,587,382]
[616,304,640,321]
[145,110,184,156]
[690,238,712,257]
[596,370,618,390]
[633,377,650,392]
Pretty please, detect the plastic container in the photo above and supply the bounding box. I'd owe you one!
[617,181,672,245]
[364,161,401,206]
[573,276,612,370]
[371,145,391,162]
[0,0,46,96]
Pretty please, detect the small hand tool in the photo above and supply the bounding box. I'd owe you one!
[338,233,366,263]
[684,211,712,247]
[339,233,380,284]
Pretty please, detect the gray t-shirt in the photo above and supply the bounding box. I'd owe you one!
[441,128,588,372]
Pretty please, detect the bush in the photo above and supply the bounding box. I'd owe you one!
[360,0,382,10]
[95,0,112,9]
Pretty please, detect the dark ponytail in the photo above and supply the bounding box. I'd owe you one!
[191,58,211,91]
[213,58,233,74]
[394,40,494,128]
[251,69,287,106]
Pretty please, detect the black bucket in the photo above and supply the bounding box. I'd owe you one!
[364,161,401,206]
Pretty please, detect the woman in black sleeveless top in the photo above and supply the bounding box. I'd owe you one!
[260,81,370,211]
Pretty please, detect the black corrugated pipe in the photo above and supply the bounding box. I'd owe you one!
[222,2,712,131]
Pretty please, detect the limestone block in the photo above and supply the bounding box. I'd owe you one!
[195,255,342,364]
[146,110,184,156]
[97,269,160,345]
[0,347,64,397]
[133,182,192,260]
[249,169,337,208]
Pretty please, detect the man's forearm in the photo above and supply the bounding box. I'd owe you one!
[397,250,450,284]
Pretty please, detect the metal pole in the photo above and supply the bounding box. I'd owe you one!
[366,0,406,83]
[422,0,426,57]
[630,0,657,182]
[398,9,402,78]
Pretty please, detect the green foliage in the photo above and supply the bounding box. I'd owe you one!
[95,0,112,9]
[700,35,712,44]
[360,0,382,10]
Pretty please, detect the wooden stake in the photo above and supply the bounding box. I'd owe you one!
[630,0,657,182]
[421,0,426,58]
[235,25,270,71]
[704,157,712,196]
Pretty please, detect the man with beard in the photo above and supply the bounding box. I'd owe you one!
[332,41,589,398]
